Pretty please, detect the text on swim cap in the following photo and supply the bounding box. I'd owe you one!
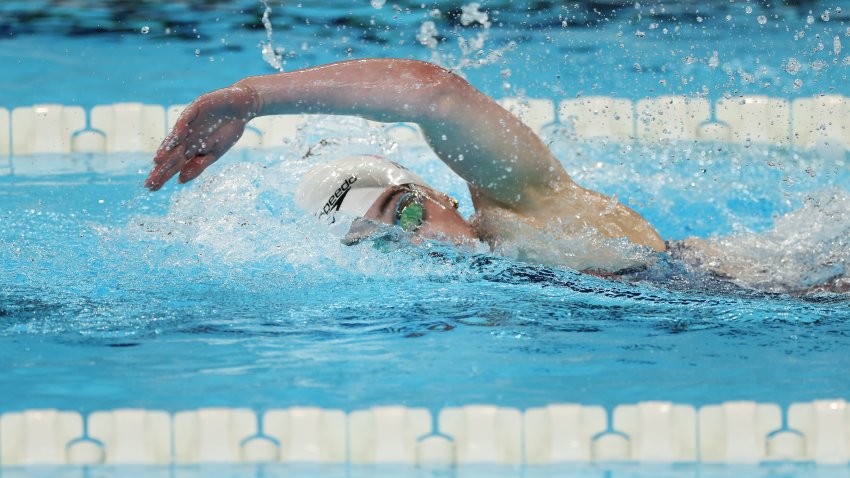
[319,176,357,219]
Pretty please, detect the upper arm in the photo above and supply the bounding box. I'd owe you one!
[407,64,571,210]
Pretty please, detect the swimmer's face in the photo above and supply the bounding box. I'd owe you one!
[343,184,476,245]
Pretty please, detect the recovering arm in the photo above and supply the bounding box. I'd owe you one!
[145,59,569,209]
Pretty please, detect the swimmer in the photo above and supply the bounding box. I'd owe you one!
[146,59,665,274]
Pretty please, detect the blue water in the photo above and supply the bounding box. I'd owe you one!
[3,0,850,107]
[2,3,850,476]
[1,133,849,413]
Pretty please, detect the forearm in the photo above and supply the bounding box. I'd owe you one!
[234,59,570,207]
[236,59,445,123]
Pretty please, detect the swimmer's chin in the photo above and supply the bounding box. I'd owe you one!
[342,222,486,254]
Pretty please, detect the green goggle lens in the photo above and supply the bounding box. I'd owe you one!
[395,193,424,231]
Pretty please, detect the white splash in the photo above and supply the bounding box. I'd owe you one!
[124,122,475,285]
[673,190,850,293]
[417,3,516,77]
[417,21,439,51]
[258,0,285,72]
[470,207,654,273]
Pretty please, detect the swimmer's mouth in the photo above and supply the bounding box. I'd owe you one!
[342,218,457,251]
[341,220,422,254]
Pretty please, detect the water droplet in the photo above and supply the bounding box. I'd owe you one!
[709,51,720,68]
[757,15,767,25]
[807,15,815,25]
[697,16,703,23]
[745,6,753,14]
[194,49,201,57]
[140,26,150,34]
[785,57,802,74]
[821,9,831,22]
[635,30,646,37]
[370,0,386,9]
[259,0,285,72]
[837,7,843,14]
[811,59,827,71]
[793,79,803,89]
[834,36,842,56]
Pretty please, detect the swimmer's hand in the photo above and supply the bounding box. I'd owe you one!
[145,85,259,191]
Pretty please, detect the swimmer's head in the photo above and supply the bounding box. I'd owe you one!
[295,155,476,245]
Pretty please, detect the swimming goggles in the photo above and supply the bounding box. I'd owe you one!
[394,187,426,232]
[393,184,459,233]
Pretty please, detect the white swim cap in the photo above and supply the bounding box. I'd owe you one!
[295,155,429,222]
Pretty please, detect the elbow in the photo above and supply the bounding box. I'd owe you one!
[393,60,470,121]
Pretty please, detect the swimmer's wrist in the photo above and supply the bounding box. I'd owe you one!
[232,80,263,119]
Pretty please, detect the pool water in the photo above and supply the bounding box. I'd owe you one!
[4,0,850,108]
[2,129,849,412]
[2,1,850,475]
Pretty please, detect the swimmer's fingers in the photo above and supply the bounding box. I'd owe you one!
[178,154,218,184]
[147,87,253,190]
[154,102,201,164]
[178,122,245,184]
[145,152,187,191]
[146,107,199,190]
[147,102,214,190]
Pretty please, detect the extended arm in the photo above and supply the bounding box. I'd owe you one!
[145,59,570,209]
[244,59,571,208]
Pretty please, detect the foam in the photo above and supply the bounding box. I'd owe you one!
[671,189,850,293]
